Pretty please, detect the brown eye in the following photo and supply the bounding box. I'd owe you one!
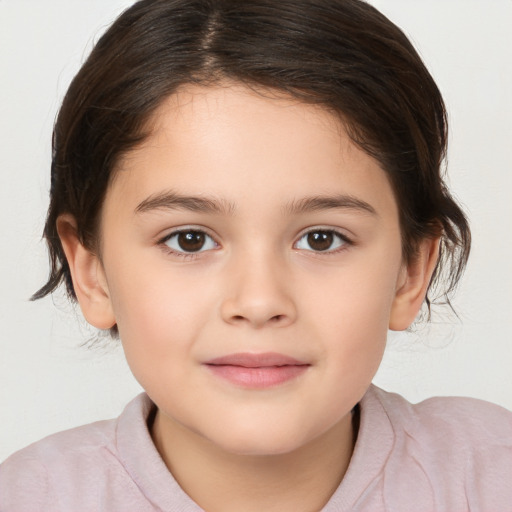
[295,230,348,252]
[164,230,217,253]
[178,231,205,252]
[307,231,333,251]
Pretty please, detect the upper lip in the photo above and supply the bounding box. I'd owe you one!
[204,352,309,368]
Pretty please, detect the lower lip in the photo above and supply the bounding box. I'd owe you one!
[205,364,309,389]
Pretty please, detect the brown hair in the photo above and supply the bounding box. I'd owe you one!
[34,0,470,315]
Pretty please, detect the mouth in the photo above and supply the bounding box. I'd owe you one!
[203,352,310,389]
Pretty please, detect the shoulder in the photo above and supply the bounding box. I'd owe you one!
[371,385,512,445]
[1,414,119,465]
[367,386,512,510]
[0,417,118,508]
[0,394,152,512]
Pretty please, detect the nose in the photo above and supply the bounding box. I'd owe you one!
[220,252,297,329]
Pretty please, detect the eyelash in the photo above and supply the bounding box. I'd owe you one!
[294,228,353,254]
[158,228,219,260]
[157,227,353,259]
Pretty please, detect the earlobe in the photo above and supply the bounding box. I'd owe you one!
[389,238,440,331]
[57,214,116,330]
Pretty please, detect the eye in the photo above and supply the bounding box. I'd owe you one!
[294,229,349,252]
[163,230,217,253]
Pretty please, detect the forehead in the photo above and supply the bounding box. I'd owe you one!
[109,83,397,219]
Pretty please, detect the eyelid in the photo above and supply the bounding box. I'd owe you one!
[155,225,353,258]
[157,225,220,257]
[157,224,218,242]
[293,227,354,252]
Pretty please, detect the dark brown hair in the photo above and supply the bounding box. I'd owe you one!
[34,0,470,315]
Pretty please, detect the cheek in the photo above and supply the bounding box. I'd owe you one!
[111,284,202,396]
[301,249,400,376]
[301,252,400,331]
[107,262,216,362]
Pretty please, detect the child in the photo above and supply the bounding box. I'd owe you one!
[1,0,511,510]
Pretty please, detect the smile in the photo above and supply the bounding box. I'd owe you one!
[203,352,310,389]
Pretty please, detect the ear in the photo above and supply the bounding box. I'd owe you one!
[389,237,440,331]
[57,214,116,330]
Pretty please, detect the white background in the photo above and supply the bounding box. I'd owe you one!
[1,0,511,462]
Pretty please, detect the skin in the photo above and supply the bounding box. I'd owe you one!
[58,83,438,512]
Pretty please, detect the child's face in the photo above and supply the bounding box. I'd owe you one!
[82,84,417,455]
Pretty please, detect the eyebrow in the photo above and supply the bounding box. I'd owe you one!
[135,190,377,217]
[135,191,235,215]
[284,194,377,216]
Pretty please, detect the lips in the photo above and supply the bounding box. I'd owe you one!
[203,352,310,388]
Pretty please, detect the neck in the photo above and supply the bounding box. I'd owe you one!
[151,408,357,512]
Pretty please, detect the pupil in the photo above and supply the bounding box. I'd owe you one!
[308,231,333,251]
[178,231,205,252]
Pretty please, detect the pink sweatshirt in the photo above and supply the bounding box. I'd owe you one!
[1,385,511,511]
